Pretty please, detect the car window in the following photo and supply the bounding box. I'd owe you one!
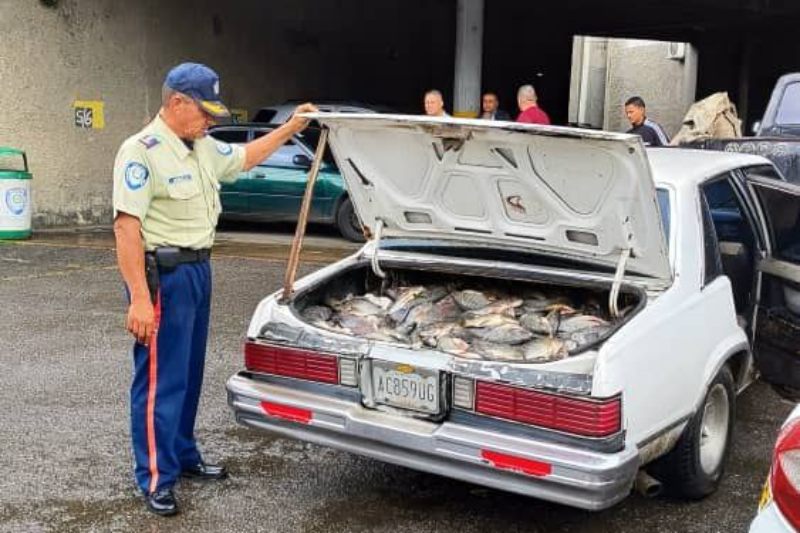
[252,133,307,168]
[750,184,800,263]
[776,82,800,126]
[209,129,248,144]
[700,191,724,285]
[744,164,785,182]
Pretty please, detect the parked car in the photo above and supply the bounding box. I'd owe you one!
[208,123,364,242]
[252,100,395,125]
[226,115,800,510]
[750,403,800,532]
[687,73,800,184]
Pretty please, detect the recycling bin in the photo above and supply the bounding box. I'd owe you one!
[0,147,32,240]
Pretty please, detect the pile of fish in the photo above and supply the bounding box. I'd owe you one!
[301,285,618,363]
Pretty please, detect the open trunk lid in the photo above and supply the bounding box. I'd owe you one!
[309,113,671,283]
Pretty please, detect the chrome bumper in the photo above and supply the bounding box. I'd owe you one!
[226,372,640,511]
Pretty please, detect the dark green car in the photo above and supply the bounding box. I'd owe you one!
[208,124,364,242]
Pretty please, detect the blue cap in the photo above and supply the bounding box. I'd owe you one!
[164,62,230,118]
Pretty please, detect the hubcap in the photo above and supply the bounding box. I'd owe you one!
[699,383,730,475]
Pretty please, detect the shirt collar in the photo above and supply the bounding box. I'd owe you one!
[152,114,191,160]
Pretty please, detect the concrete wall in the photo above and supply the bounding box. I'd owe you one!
[603,39,698,136]
[0,0,454,227]
[568,37,698,137]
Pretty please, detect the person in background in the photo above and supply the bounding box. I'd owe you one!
[480,92,511,120]
[515,84,551,125]
[423,90,448,117]
[624,96,670,146]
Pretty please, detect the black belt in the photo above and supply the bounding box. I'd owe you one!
[146,247,211,269]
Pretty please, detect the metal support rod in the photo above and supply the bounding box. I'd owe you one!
[280,127,329,302]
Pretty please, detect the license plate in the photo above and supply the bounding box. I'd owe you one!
[371,361,440,414]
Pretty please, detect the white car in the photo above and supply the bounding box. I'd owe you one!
[750,403,800,532]
[227,114,800,510]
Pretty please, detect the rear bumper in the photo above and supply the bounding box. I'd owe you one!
[227,373,640,510]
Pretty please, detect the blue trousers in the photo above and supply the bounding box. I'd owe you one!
[130,260,211,494]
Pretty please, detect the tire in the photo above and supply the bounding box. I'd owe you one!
[335,197,365,242]
[652,366,736,499]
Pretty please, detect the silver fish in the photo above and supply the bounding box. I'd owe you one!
[519,312,559,336]
[566,326,610,345]
[463,313,518,329]
[558,314,609,334]
[387,286,428,322]
[419,322,463,347]
[337,296,386,317]
[469,323,534,345]
[438,335,471,355]
[302,305,332,323]
[521,294,569,314]
[452,289,493,311]
[523,337,568,362]
[464,298,523,318]
[336,314,382,336]
[471,340,524,361]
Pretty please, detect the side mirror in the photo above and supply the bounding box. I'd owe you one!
[752,120,762,136]
[292,154,312,168]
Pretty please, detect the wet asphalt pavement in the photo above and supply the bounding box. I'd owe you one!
[0,229,795,533]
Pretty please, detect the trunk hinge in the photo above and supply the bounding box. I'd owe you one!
[370,218,387,278]
[609,247,631,318]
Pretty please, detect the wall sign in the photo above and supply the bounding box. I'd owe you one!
[73,100,105,129]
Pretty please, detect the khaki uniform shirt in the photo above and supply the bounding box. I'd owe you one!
[112,115,246,250]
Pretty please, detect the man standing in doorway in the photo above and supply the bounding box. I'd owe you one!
[113,62,316,516]
[423,89,449,117]
[624,96,670,146]
[516,84,551,125]
[480,91,511,120]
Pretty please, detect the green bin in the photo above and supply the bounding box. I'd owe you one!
[0,147,32,240]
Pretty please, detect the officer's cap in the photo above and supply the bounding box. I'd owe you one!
[165,63,230,118]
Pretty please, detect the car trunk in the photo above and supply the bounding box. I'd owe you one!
[289,259,644,364]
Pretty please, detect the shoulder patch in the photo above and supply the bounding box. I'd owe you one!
[124,162,149,190]
[215,140,233,156]
[138,135,161,150]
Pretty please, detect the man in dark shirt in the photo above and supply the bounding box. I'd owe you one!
[624,96,670,146]
[481,92,511,121]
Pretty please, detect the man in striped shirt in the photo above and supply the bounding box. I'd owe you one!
[624,96,670,147]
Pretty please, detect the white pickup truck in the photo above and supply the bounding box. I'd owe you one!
[227,115,800,510]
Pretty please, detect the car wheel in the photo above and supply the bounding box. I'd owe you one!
[652,366,736,499]
[335,197,365,242]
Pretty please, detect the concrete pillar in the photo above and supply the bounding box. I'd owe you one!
[453,0,483,118]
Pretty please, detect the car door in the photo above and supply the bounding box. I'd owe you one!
[247,133,340,221]
[746,174,800,396]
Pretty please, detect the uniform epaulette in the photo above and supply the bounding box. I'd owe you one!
[139,135,161,150]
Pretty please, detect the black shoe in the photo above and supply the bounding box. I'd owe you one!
[181,461,228,481]
[145,487,178,516]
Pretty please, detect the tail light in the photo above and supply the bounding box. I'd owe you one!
[472,381,621,438]
[771,418,800,529]
[245,342,339,384]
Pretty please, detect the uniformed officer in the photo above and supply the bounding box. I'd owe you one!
[113,62,316,516]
